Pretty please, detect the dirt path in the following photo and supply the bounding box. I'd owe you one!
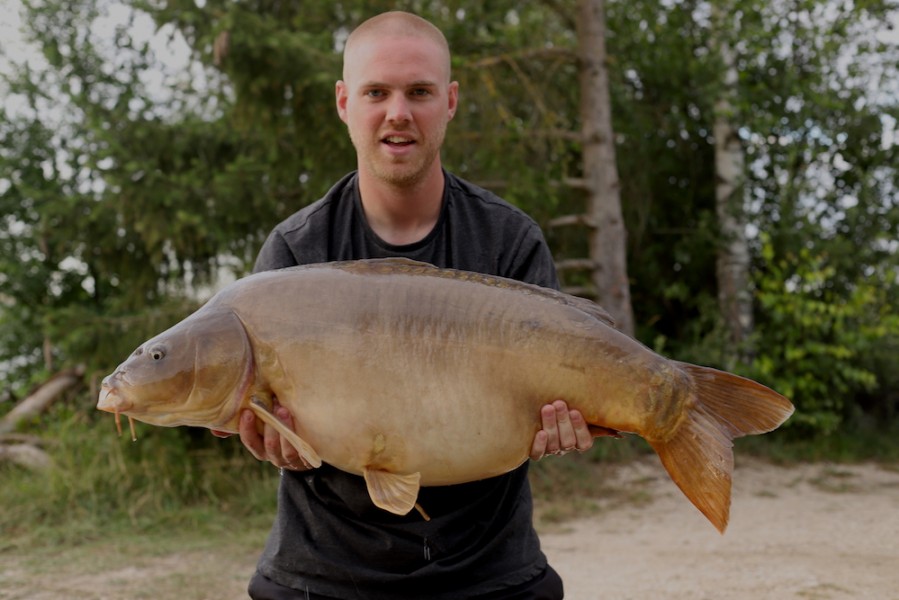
[541,458,899,600]
[2,459,898,599]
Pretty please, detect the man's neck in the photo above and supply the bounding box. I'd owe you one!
[357,167,445,246]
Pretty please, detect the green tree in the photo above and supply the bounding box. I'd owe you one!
[0,0,348,389]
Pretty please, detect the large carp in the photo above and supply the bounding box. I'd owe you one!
[97,258,793,532]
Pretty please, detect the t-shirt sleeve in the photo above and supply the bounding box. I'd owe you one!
[446,173,560,291]
[504,223,560,291]
[252,229,299,273]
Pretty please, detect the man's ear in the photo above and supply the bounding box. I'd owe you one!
[447,80,459,121]
[336,80,349,124]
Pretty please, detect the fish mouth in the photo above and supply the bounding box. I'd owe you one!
[97,384,133,414]
[97,382,138,441]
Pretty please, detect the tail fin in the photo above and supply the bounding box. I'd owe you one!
[648,362,794,534]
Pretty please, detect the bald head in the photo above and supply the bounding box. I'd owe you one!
[343,11,452,83]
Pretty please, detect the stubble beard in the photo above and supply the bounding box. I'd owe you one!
[352,124,447,188]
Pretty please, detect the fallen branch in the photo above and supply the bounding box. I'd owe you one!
[0,433,46,446]
[0,365,85,435]
[0,443,53,470]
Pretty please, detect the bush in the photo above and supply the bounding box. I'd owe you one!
[745,236,898,435]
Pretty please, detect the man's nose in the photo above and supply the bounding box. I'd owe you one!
[386,95,412,123]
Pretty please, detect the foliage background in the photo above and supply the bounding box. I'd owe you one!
[1,0,898,539]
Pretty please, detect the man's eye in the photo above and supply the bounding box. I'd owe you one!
[410,88,430,97]
[366,89,386,98]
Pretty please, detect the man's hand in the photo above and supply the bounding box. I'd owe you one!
[210,401,312,471]
[530,400,596,461]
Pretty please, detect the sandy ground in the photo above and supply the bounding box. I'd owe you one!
[3,459,898,599]
[542,458,899,600]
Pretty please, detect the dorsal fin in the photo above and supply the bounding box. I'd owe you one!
[330,258,617,328]
[557,293,615,327]
[368,257,433,268]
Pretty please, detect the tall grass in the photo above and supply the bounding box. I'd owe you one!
[0,402,279,549]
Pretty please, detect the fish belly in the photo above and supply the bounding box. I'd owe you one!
[277,330,578,486]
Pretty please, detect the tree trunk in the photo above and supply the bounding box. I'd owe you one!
[577,0,634,336]
[712,5,753,361]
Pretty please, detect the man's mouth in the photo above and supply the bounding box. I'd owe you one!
[382,135,415,147]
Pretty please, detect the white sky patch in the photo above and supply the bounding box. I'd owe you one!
[1,0,220,121]
[882,114,897,149]
[0,0,28,66]
[0,0,45,115]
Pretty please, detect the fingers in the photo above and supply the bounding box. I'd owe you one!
[533,400,595,460]
[530,429,549,461]
[237,404,311,471]
[552,400,578,452]
[275,406,309,470]
[569,409,595,452]
[238,409,266,461]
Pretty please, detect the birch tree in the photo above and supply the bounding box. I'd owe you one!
[711,3,753,362]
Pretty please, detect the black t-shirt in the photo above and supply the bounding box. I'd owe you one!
[252,170,560,599]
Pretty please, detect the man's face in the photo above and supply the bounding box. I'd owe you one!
[337,35,458,187]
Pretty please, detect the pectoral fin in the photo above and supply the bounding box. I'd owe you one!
[248,398,322,469]
[363,468,423,517]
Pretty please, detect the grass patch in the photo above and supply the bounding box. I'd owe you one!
[530,455,604,525]
[0,406,278,598]
[529,434,654,526]
[0,515,270,599]
[0,406,280,550]
[734,421,899,464]
[808,466,860,494]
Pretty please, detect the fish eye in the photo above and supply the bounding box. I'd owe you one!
[149,347,166,361]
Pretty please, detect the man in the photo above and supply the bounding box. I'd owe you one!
[231,11,597,599]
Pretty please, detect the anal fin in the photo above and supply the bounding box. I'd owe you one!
[363,467,423,518]
[248,397,322,469]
